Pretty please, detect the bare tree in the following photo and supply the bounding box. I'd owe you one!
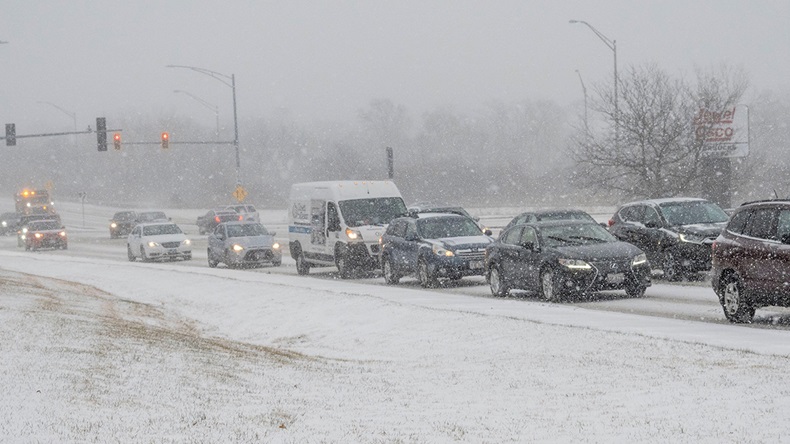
[572,64,747,200]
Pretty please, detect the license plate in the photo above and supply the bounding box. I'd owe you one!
[168,248,177,254]
[606,273,624,284]
[469,261,483,270]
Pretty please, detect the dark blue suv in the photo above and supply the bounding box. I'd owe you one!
[379,213,493,287]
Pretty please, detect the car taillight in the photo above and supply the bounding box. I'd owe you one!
[215,216,220,223]
[608,219,615,227]
[712,240,718,250]
[238,215,243,221]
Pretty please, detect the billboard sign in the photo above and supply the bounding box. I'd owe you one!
[694,105,749,158]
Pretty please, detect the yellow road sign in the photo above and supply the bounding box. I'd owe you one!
[232,185,248,202]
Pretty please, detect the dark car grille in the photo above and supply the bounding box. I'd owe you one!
[455,248,486,261]
[590,259,632,274]
[162,241,181,249]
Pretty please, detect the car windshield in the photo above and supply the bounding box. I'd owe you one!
[540,224,616,247]
[143,224,182,236]
[115,212,136,221]
[139,212,167,222]
[417,217,482,239]
[226,223,267,237]
[28,221,61,230]
[537,211,595,222]
[659,201,729,225]
[339,197,407,227]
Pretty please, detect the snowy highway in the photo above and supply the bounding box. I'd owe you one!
[5,199,790,330]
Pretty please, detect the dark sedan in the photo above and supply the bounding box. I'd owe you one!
[109,211,138,238]
[485,221,651,300]
[379,213,493,287]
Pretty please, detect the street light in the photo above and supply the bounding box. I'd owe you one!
[575,70,588,132]
[37,101,77,146]
[173,89,220,139]
[569,20,618,143]
[167,65,240,185]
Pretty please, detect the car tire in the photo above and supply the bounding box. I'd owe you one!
[418,259,437,288]
[183,253,192,261]
[489,264,510,297]
[335,246,353,279]
[295,249,310,275]
[140,246,149,262]
[626,283,647,298]
[382,256,400,285]
[272,259,282,267]
[663,251,682,282]
[720,274,755,323]
[540,268,560,302]
[127,245,135,262]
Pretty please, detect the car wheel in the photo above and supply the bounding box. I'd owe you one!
[272,259,282,267]
[489,265,510,297]
[663,251,682,281]
[335,247,353,279]
[625,283,647,298]
[25,243,30,251]
[540,268,560,302]
[720,274,755,323]
[127,245,135,261]
[382,256,400,285]
[418,259,437,288]
[61,244,68,250]
[140,246,149,262]
[183,253,192,261]
[295,249,310,275]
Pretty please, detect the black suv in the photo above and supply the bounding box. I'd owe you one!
[608,198,729,280]
[379,213,493,287]
[711,199,790,323]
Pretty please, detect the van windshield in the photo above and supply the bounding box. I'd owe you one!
[339,197,407,227]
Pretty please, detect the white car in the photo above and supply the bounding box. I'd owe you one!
[127,222,192,262]
[221,204,260,223]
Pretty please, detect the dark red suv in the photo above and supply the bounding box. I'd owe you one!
[711,199,790,323]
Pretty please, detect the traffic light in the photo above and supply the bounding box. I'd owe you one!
[5,123,15,146]
[96,117,107,151]
[161,132,169,149]
[113,133,121,150]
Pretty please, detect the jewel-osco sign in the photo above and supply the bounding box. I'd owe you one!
[694,105,749,158]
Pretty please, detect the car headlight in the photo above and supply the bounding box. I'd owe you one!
[1,221,6,227]
[59,231,66,237]
[345,228,362,241]
[34,233,43,239]
[679,233,705,243]
[22,227,28,233]
[110,222,117,228]
[272,242,280,250]
[232,244,244,252]
[182,239,192,246]
[632,253,648,266]
[147,241,160,248]
[558,258,592,270]
[432,244,454,257]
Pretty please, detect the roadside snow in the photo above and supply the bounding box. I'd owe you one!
[2,250,790,442]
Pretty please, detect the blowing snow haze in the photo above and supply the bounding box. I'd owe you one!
[0,1,788,207]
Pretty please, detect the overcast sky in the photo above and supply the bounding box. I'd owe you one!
[1,1,788,133]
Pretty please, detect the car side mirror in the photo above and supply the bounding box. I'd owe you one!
[484,229,493,236]
[645,221,660,229]
[405,233,419,242]
[270,231,277,237]
[781,234,790,245]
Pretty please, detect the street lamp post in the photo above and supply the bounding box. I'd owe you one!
[173,89,220,139]
[167,65,241,185]
[575,70,588,132]
[37,101,77,147]
[569,20,618,144]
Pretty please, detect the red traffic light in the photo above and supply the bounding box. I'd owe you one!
[161,132,169,149]
[113,133,121,150]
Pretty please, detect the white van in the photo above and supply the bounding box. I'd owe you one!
[288,180,407,278]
